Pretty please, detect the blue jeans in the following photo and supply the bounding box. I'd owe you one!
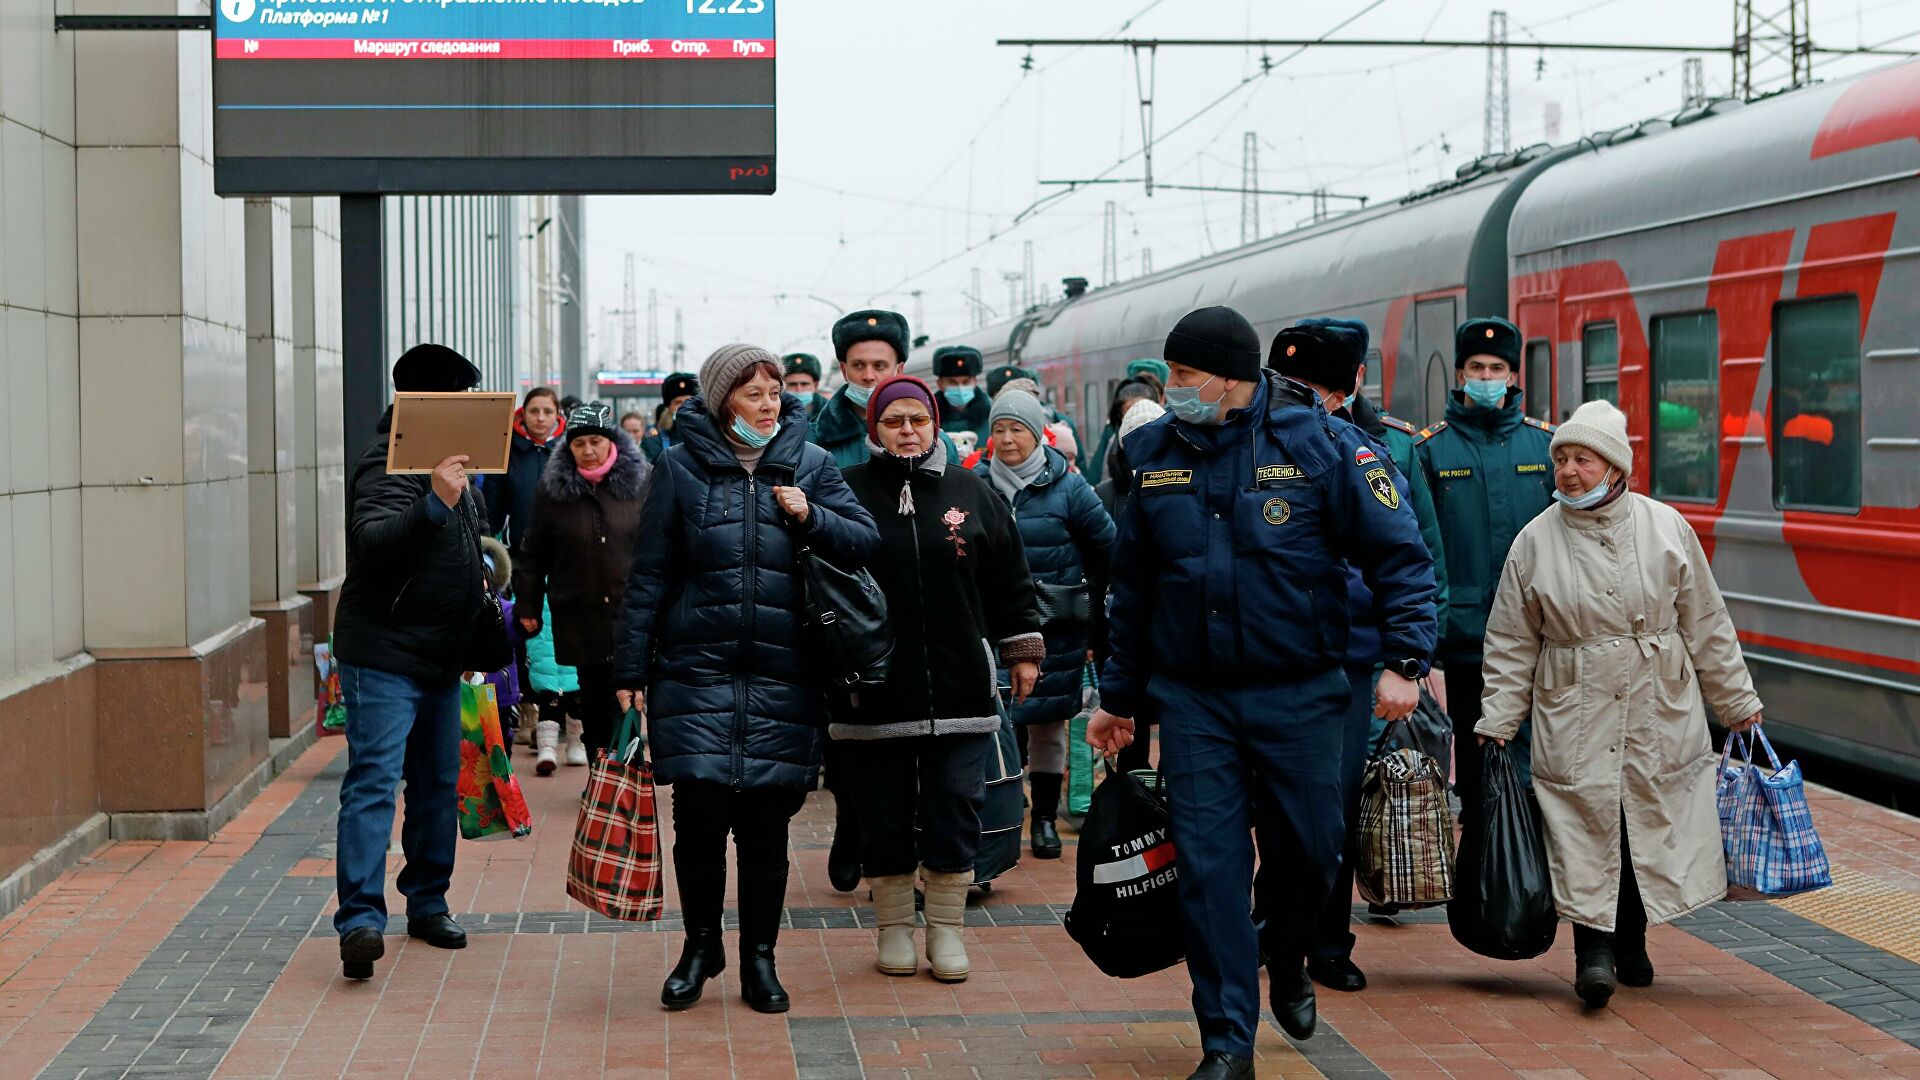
[333,663,461,935]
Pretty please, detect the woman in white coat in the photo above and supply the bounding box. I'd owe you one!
[1476,400,1763,1007]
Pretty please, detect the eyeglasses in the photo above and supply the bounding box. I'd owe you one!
[878,414,934,430]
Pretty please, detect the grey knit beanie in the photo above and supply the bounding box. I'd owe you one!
[699,343,781,404]
[989,388,1048,441]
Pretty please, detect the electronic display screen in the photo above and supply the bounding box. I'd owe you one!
[212,0,776,195]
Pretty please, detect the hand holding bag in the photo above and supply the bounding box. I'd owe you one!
[566,708,665,921]
[1355,717,1454,909]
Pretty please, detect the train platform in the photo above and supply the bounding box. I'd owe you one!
[4,736,1920,1080]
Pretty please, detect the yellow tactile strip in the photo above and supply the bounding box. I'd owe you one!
[1771,863,1920,964]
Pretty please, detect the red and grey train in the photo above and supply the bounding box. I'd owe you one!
[915,58,1920,782]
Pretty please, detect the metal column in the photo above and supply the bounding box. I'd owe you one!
[341,194,388,462]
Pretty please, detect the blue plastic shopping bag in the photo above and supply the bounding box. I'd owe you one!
[1717,729,1832,898]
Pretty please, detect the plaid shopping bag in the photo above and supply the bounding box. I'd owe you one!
[566,709,665,921]
[457,681,533,840]
[1718,728,1832,898]
[1355,741,1455,909]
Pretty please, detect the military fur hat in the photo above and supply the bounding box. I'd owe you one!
[781,353,822,380]
[1455,316,1522,369]
[831,309,910,364]
[1270,325,1361,395]
[660,372,699,402]
[987,364,1040,398]
[932,345,984,378]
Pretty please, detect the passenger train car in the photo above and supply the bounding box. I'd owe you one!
[915,59,1920,782]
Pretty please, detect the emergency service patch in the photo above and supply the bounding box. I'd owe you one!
[1515,463,1548,473]
[1365,467,1400,510]
[1139,469,1193,489]
[1354,445,1378,467]
[1262,498,1291,525]
[1437,467,1473,479]
[1255,464,1304,483]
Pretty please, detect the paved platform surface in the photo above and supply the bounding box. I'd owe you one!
[5,733,1920,1079]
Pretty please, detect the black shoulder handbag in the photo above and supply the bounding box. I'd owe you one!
[463,591,513,674]
[793,534,892,690]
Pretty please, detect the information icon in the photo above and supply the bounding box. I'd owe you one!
[221,0,255,24]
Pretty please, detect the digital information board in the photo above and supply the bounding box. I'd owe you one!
[213,0,776,195]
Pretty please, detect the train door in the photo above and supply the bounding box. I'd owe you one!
[1414,298,1457,427]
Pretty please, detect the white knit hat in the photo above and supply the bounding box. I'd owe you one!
[1118,399,1166,440]
[1551,400,1632,476]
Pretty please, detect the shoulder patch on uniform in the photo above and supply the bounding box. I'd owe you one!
[1522,416,1556,431]
[1353,444,1378,467]
[1379,415,1416,435]
[1364,468,1400,510]
[1139,469,1193,489]
[1414,420,1448,443]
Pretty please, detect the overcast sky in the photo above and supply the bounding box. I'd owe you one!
[583,0,1917,377]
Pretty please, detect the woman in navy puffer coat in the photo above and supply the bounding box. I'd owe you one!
[972,389,1115,858]
[614,345,879,1016]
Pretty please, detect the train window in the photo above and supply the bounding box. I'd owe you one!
[1581,323,1620,406]
[1651,312,1719,502]
[1361,349,1383,401]
[1523,340,1552,421]
[1772,296,1861,513]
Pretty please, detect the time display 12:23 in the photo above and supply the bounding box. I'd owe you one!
[686,0,765,12]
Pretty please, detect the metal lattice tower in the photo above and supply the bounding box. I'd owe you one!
[646,288,659,368]
[971,267,986,328]
[671,307,685,368]
[1102,202,1119,285]
[1682,56,1708,107]
[621,254,638,366]
[1022,241,1036,309]
[1484,10,1511,156]
[1311,189,1331,225]
[1002,271,1024,318]
[1733,0,1811,100]
[1141,248,1153,276]
[1241,132,1260,245]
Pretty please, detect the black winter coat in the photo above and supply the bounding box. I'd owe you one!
[486,417,565,551]
[333,407,487,681]
[614,395,880,790]
[832,443,1046,742]
[972,447,1116,726]
[512,429,651,668]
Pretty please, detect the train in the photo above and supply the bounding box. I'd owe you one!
[913,58,1920,783]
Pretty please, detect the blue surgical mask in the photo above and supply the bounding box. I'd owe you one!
[1463,378,1509,409]
[731,414,779,449]
[1552,472,1615,510]
[942,386,978,408]
[792,390,816,406]
[844,383,873,409]
[1165,376,1225,425]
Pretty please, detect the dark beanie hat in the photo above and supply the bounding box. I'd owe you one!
[1165,306,1262,382]
[986,364,1039,398]
[865,375,940,447]
[392,343,481,392]
[1455,316,1521,369]
[932,345,984,378]
[565,401,617,443]
[781,353,822,380]
[1270,325,1361,395]
[832,309,910,364]
[661,372,699,402]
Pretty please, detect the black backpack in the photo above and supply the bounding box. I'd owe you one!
[1065,769,1187,978]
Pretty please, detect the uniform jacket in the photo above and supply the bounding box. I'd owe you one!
[512,428,651,668]
[833,442,1046,741]
[614,395,880,790]
[971,446,1117,727]
[1100,372,1438,720]
[938,390,993,447]
[1342,394,1449,667]
[1476,491,1761,929]
[486,411,566,551]
[333,407,487,682]
[1416,388,1555,662]
[639,426,673,464]
[809,385,872,470]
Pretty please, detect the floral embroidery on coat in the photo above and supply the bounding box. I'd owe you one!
[942,508,969,558]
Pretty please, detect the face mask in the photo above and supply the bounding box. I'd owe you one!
[844,383,873,409]
[942,386,978,408]
[1165,376,1225,425]
[1463,378,1509,409]
[1552,470,1615,510]
[792,390,816,406]
[731,414,778,449]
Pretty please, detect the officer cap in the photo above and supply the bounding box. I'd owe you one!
[932,345,984,378]
[831,309,910,364]
[987,364,1040,398]
[392,343,481,392]
[660,372,699,402]
[1165,306,1262,382]
[781,353,822,380]
[1269,324,1361,395]
[1455,316,1521,370]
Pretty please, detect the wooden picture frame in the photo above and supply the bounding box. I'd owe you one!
[385,392,517,474]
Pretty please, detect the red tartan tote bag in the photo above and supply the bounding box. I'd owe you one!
[566,709,664,921]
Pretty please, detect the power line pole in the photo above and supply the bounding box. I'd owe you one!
[1241,131,1259,244]
[671,307,685,369]
[1141,247,1153,276]
[646,287,659,368]
[1102,201,1119,285]
[1023,240,1036,309]
[1682,56,1706,106]
[1003,271,1023,318]
[1733,0,1811,100]
[971,267,986,328]
[1484,10,1510,156]
[621,254,637,366]
[911,289,925,336]
[1311,189,1331,224]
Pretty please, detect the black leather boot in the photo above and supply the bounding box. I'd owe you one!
[827,795,862,893]
[661,928,726,1010]
[739,943,789,1013]
[1267,958,1317,1039]
[737,869,791,1013]
[1614,923,1654,987]
[1572,924,1618,1007]
[1029,772,1064,859]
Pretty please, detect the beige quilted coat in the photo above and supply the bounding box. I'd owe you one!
[1476,490,1762,930]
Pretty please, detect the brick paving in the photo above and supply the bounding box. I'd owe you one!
[4,733,1920,1078]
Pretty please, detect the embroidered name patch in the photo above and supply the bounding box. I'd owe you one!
[1263,498,1291,524]
[1140,469,1194,488]
[1437,467,1473,479]
[1515,463,1548,473]
[1365,467,1400,510]
[1255,464,1304,483]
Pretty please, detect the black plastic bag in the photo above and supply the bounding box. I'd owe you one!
[1448,742,1558,960]
[1065,770,1186,978]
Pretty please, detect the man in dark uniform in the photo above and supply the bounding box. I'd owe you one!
[812,310,911,469]
[782,353,826,421]
[1088,307,1437,1080]
[1414,315,1555,824]
[932,345,992,450]
[640,372,698,463]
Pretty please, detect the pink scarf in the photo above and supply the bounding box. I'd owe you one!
[576,442,618,484]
